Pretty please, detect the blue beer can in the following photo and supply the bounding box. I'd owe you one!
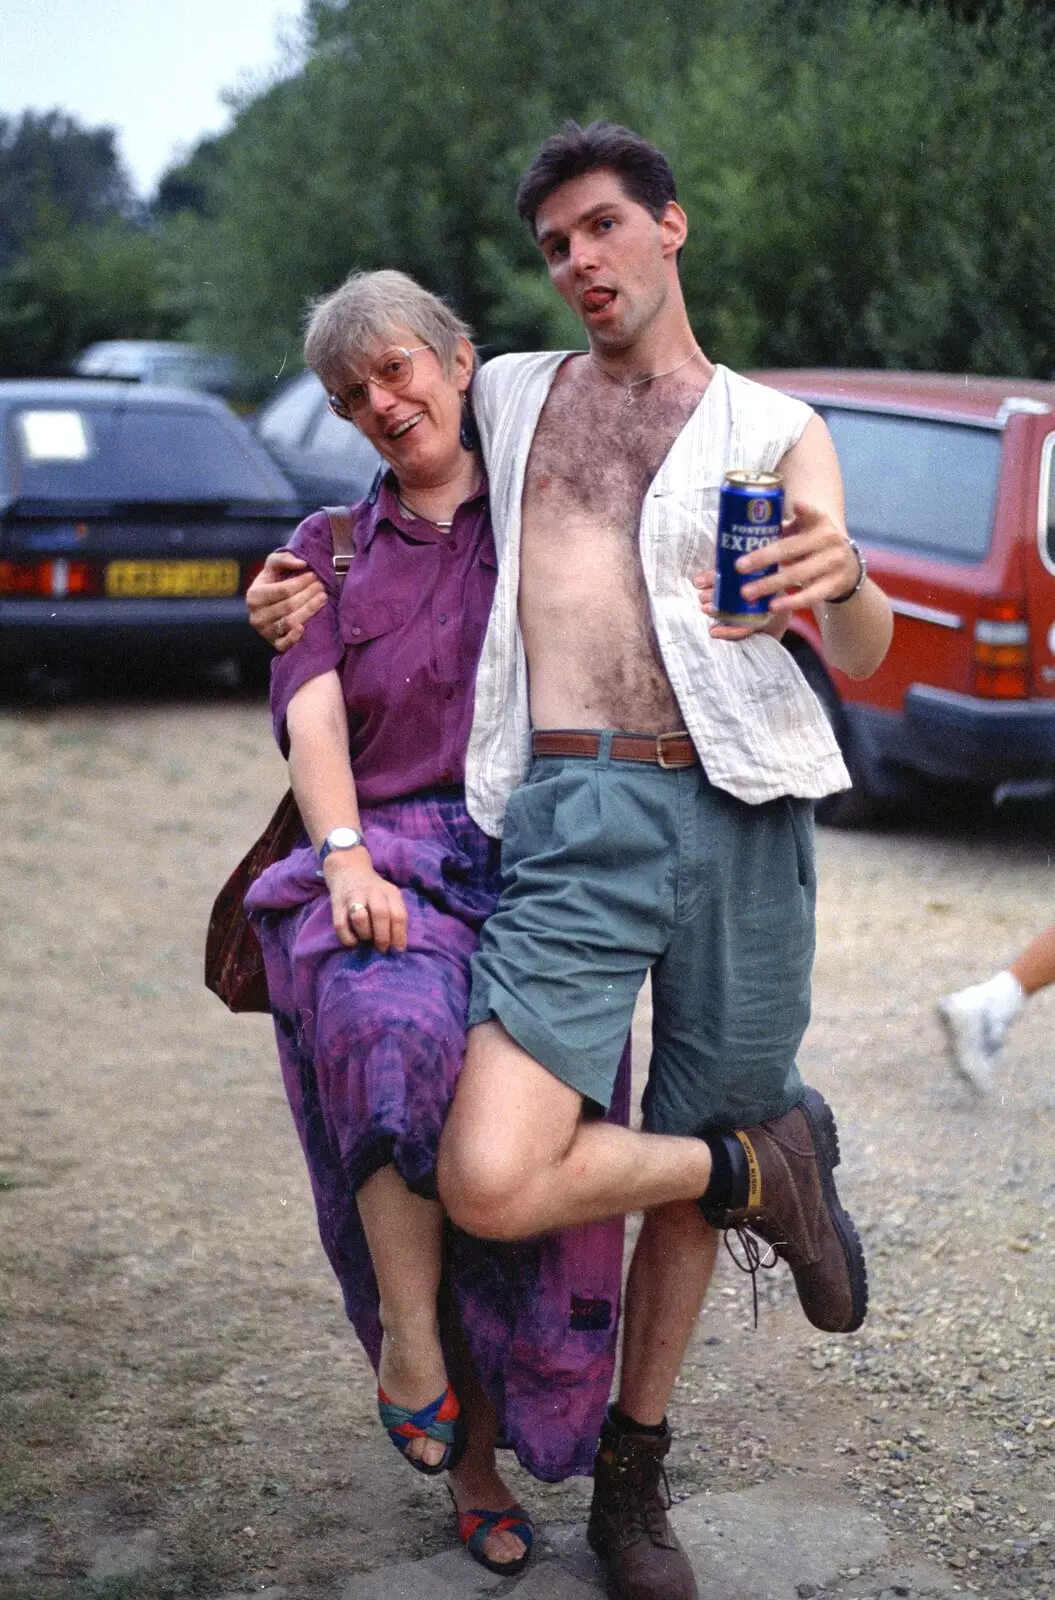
[713,471,785,626]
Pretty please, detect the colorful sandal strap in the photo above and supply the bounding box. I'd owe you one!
[458,1505,534,1559]
[377,1381,460,1447]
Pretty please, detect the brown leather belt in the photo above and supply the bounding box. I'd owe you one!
[531,730,698,769]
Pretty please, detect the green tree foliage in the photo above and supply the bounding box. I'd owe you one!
[0,213,180,377]
[169,0,708,387]
[12,0,1052,384]
[0,111,132,268]
[672,0,1055,373]
[167,0,1055,385]
[0,110,177,378]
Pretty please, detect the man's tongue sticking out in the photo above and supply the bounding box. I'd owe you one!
[583,287,616,315]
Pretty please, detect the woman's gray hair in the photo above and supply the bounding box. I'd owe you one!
[303,269,474,391]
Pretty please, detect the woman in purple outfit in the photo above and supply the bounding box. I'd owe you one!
[243,270,629,1577]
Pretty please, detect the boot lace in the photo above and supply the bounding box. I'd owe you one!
[722,1224,779,1327]
[606,1443,674,1548]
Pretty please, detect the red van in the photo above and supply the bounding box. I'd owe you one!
[752,370,1055,824]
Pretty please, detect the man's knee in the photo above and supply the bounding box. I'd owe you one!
[438,1016,582,1238]
[437,1124,535,1239]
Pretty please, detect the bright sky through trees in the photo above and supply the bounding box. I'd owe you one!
[0,0,297,197]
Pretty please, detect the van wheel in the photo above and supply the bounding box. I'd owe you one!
[784,643,883,828]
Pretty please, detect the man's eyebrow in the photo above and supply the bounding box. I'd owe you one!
[536,199,623,248]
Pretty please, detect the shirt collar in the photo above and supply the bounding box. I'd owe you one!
[357,469,489,552]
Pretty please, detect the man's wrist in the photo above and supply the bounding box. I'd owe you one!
[826,539,866,605]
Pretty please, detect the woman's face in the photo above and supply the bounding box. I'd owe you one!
[331,328,473,488]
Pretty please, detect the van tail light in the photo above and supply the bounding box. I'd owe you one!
[972,601,1029,699]
[0,558,102,598]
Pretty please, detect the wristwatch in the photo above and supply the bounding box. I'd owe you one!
[827,539,867,604]
[317,826,366,867]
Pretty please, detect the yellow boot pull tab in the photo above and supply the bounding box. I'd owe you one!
[733,1131,763,1209]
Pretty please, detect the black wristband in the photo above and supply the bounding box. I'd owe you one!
[827,539,866,604]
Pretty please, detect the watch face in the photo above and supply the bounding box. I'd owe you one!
[328,828,360,849]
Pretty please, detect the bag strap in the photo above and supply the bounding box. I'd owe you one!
[324,506,358,579]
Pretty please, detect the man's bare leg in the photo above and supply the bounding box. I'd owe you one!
[617,1202,721,1424]
[438,1021,712,1239]
[585,1203,720,1600]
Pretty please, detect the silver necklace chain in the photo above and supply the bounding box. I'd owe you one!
[590,347,700,407]
[397,492,453,530]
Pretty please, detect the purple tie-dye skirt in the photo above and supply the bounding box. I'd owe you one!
[245,787,629,1481]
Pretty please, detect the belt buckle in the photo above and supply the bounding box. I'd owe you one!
[655,732,687,769]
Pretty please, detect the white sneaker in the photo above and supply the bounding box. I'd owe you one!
[936,986,1009,1095]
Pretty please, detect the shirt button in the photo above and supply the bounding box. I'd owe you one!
[448,539,458,551]
[351,625,362,636]
[445,686,456,700]
[438,613,448,625]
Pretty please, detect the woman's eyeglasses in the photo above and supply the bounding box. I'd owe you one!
[327,346,431,419]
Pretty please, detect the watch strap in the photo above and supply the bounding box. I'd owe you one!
[318,828,365,866]
[827,539,867,604]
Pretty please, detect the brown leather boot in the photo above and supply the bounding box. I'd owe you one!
[700,1086,868,1333]
[587,1411,698,1600]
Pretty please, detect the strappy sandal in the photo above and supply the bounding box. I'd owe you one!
[454,1502,534,1576]
[377,1381,467,1476]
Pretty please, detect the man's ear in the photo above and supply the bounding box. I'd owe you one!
[659,201,688,258]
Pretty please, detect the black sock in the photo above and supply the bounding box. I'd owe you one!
[608,1402,667,1437]
[700,1132,735,1212]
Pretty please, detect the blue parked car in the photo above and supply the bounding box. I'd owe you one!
[0,379,301,678]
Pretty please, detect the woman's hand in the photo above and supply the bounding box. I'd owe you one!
[692,567,788,642]
[323,850,409,953]
[247,550,328,651]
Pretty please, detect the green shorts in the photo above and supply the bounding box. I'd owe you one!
[467,736,815,1134]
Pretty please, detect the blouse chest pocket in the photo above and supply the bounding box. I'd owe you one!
[339,599,407,646]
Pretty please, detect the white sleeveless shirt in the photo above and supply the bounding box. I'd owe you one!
[465,352,850,837]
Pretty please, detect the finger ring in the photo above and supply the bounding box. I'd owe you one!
[348,902,366,913]
[275,618,286,638]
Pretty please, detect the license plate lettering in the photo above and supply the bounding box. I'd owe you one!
[105,560,239,598]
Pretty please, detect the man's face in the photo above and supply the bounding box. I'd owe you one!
[533,168,686,352]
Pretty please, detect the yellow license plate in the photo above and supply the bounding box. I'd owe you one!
[105,560,240,598]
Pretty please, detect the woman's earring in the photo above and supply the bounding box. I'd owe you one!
[460,400,478,453]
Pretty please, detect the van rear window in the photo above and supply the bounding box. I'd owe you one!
[822,410,1002,562]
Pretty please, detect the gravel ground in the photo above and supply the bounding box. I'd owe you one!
[0,695,1052,1600]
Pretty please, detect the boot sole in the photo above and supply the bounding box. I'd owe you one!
[799,1087,869,1333]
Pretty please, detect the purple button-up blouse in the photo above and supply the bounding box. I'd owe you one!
[270,476,497,805]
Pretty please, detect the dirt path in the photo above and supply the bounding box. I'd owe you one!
[0,699,1052,1599]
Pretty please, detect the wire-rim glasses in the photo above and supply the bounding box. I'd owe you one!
[327,346,431,419]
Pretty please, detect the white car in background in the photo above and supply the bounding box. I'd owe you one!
[73,340,241,397]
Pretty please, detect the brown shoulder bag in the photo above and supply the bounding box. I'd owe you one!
[204,507,358,1012]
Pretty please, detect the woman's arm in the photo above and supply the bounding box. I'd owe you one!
[286,671,408,952]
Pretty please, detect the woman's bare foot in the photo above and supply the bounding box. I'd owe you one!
[448,1454,529,1568]
[377,1316,450,1469]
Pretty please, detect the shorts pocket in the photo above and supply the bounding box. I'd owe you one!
[784,796,816,891]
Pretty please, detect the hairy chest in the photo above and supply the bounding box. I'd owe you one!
[523,379,702,544]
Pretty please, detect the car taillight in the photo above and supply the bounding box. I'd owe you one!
[972,601,1030,699]
[0,558,103,598]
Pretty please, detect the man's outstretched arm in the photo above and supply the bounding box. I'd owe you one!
[733,415,893,679]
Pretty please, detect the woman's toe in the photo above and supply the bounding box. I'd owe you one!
[485,1526,526,1566]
